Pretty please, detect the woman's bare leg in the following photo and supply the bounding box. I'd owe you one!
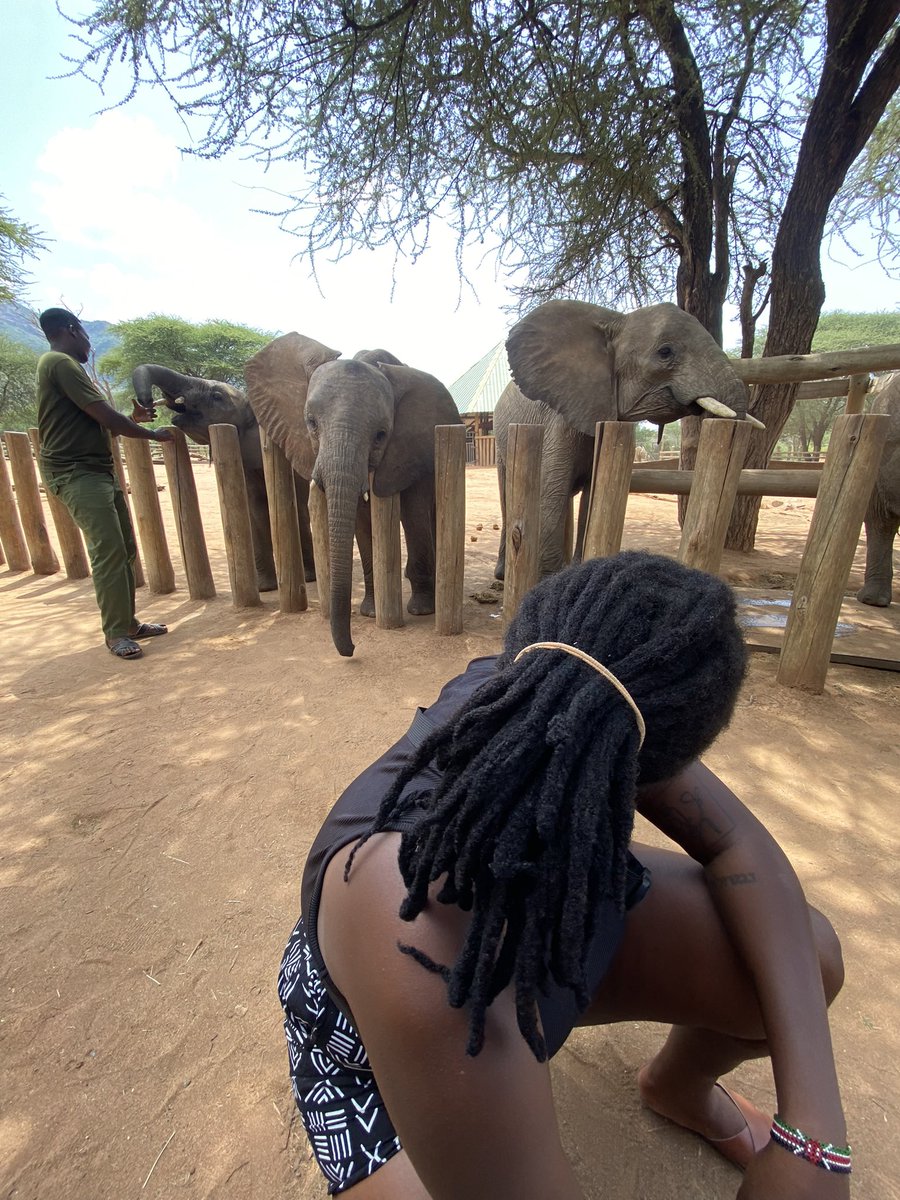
[580,844,844,1141]
[341,1148,431,1200]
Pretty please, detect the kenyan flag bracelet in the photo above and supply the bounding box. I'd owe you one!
[770,1115,852,1173]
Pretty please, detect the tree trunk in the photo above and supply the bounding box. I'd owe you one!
[724,0,900,551]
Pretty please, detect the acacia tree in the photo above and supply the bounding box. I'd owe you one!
[67,1,900,545]
[0,334,40,431]
[0,199,46,305]
[98,315,273,392]
[729,2,900,547]
[66,1,812,345]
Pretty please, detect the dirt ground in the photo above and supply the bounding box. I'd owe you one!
[1,465,898,1200]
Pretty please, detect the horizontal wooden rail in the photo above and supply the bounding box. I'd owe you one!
[731,345,900,384]
[630,468,822,498]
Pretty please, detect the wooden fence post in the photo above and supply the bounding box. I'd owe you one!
[3,431,59,575]
[777,413,889,693]
[308,484,330,620]
[679,419,752,574]
[260,425,307,613]
[209,423,260,609]
[27,428,90,579]
[434,424,466,636]
[110,436,145,588]
[844,374,869,415]
[371,483,404,629]
[502,423,544,629]
[0,441,31,571]
[122,438,175,594]
[160,428,215,601]
[582,421,636,561]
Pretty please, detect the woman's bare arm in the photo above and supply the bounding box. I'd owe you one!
[637,761,849,1198]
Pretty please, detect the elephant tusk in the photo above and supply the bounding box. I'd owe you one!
[745,413,766,430]
[696,396,739,419]
[363,490,369,502]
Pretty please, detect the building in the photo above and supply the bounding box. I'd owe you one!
[448,341,511,465]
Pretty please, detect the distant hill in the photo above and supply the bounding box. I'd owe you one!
[0,299,119,361]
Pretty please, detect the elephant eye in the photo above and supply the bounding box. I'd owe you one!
[374,430,387,444]
[307,417,318,434]
[657,344,675,363]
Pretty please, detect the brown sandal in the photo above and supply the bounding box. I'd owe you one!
[638,1066,771,1171]
[704,1083,771,1169]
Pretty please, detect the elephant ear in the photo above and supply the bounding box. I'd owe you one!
[353,348,404,366]
[506,299,625,437]
[372,364,462,495]
[245,332,340,478]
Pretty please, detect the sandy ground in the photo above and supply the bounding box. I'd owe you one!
[1,464,898,1200]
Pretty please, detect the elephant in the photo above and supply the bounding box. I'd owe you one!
[244,333,462,657]
[132,364,316,592]
[857,371,900,607]
[494,299,763,579]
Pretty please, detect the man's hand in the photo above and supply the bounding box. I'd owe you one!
[131,401,156,423]
[153,428,175,443]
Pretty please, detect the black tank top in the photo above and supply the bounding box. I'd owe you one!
[299,654,649,1057]
[301,655,498,977]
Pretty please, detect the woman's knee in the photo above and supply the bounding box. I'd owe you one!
[811,907,845,1005]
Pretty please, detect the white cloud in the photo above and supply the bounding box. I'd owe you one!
[27,109,517,382]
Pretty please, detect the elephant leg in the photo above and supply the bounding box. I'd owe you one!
[400,476,436,616]
[857,513,898,607]
[246,468,278,591]
[538,426,584,577]
[293,475,317,583]
[356,496,376,617]
[495,455,507,581]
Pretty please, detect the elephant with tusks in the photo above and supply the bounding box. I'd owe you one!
[132,364,316,591]
[245,333,461,657]
[494,300,764,580]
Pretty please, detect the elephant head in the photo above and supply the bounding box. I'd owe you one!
[246,333,459,657]
[132,364,259,464]
[506,300,764,436]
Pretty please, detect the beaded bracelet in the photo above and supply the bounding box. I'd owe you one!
[770,1115,852,1173]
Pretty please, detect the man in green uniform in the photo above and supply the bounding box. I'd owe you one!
[36,307,175,660]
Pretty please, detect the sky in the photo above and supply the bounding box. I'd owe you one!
[2,1,897,388]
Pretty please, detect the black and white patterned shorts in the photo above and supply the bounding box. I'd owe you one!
[278,917,402,1194]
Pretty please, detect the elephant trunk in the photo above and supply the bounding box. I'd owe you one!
[323,468,366,657]
[132,364,193,404]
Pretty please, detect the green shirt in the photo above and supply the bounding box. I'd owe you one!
[36,351,113,474]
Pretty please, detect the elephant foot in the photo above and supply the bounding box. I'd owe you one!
[359,593,376,618]
[304,566,317,583]
[258,576,279,592]
[494,563,506,581]
[407,591,436,616]
[856,583,893,607]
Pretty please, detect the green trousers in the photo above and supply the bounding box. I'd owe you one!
[44,466,137,641]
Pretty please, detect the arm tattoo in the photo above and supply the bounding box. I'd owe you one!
[709,871,758,888]
[659,786,737,855]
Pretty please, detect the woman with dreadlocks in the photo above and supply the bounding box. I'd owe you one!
[278,551,849,1200]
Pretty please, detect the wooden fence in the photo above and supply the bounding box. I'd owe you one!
[3,339,899,690]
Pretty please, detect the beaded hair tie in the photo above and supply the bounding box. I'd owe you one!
[514,641,646,749]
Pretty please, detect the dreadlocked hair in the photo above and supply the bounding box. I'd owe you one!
[347,551,747,1061]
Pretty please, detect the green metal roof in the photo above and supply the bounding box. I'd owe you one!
[449,342,511,415]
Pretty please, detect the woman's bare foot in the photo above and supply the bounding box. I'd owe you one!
[637,1061,770,1170]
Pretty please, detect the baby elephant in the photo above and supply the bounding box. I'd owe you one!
[858,372,900,607]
